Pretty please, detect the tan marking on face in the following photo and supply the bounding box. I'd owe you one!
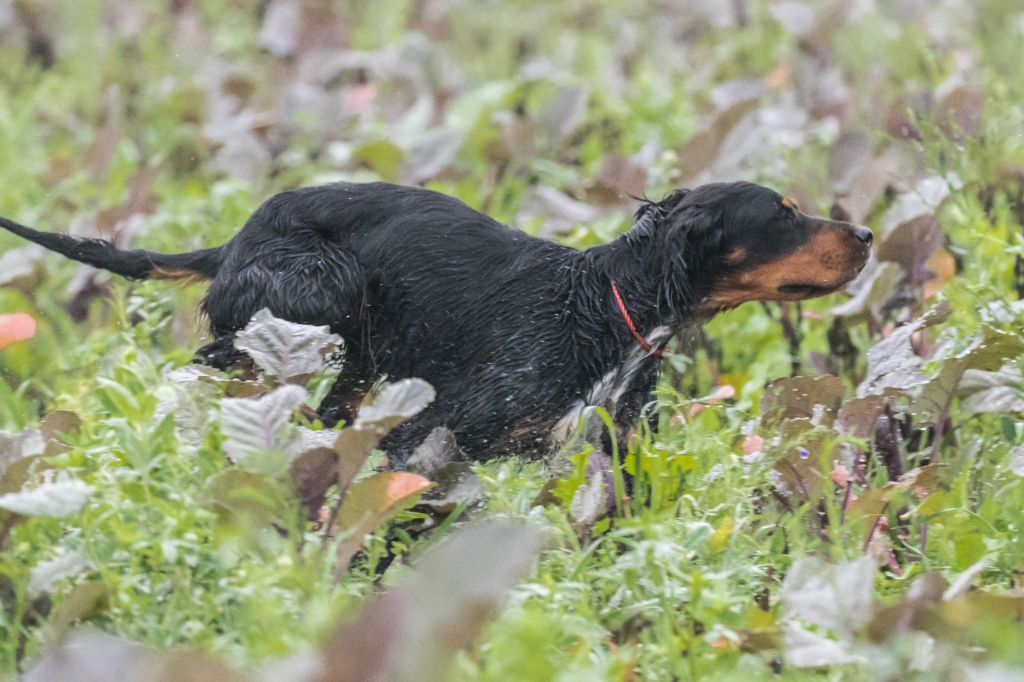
[726,247,747,264]
[781,196,799,210]
[705,228,865,311]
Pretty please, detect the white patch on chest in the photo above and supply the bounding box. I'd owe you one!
[547,325,673,444]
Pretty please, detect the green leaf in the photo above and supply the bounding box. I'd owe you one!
[954,533,986,571]
[354,139,404,181]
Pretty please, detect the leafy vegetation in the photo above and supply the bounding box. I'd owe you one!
[2,0,1024,679]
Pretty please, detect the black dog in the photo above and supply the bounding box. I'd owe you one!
[0,181,871,465]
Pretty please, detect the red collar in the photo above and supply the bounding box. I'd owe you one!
[609,279,667,358]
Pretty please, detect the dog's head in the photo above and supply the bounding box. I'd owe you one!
[640,181,872,314]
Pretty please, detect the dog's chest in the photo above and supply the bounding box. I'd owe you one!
[548,325,672,443]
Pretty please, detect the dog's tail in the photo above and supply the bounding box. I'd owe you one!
[0,215,222,283]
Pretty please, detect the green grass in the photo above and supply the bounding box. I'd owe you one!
[1,0,1024,679]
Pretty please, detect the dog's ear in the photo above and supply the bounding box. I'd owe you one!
[661,198,723,255]
[655,198,725,307]
[627,189,691,242]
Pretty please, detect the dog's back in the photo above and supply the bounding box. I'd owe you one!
[202,182,564,335]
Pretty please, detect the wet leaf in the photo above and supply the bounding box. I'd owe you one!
[866,573,946,643]
[356,378,435,429]
[761,375,845,427]
[876,176,957,280]
[857,302,952,397]
[220,385,308,464]
[770,419,834,502]
[570,469,608,527]
[259,0,302,56]
[298,427,339,451]
[234,308,343,381]
[880,176,954,237]
[405,428,479,512]
[334,472,433,574]
[943,559,988,601]
[913,326,1024,421]
[322,521,542,682]
[836,388,902,439]
[0,480,92,517]
[842,149,902,224]
[958,364,1024,415]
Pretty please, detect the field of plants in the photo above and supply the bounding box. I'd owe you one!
[1,0,1023,679]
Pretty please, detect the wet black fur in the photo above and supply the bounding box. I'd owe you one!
[0,181,863,466]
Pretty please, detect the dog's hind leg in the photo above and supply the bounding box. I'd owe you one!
[202,238,367,338]
[198,241,374,425]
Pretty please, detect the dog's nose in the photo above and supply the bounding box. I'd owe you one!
[853,226,873,245]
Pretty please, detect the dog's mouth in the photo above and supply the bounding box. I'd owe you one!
[776,282,840,297]
[776,251,869,298]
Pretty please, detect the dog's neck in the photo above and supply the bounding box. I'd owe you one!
[583,231,712,341]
